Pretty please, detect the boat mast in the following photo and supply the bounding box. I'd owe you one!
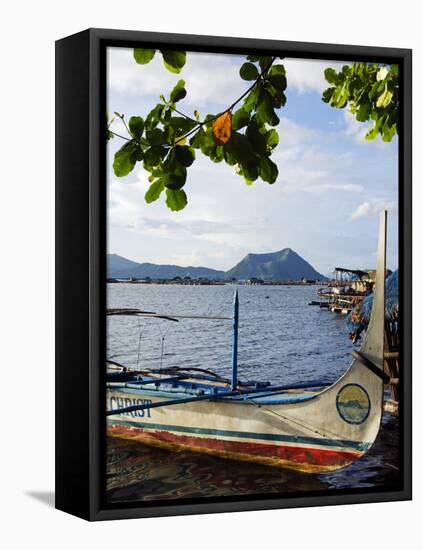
[231,288,239,389]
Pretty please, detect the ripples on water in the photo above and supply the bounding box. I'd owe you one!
[106,283,400,503]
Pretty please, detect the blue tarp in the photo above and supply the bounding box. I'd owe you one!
[346,269,399,341]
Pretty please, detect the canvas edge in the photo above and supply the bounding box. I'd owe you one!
[55,28,412,522]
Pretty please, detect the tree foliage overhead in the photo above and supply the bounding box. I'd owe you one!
[107,49,286,211]
[322,62,399,142]
[108,52,399,213]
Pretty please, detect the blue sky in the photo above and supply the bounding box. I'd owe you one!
[107,48,398,275]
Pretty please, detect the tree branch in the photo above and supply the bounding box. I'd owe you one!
[112,56,277,148]
[173,58,276,146]
[108,130,131,142]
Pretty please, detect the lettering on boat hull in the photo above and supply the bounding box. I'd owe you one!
[108,396,152,418]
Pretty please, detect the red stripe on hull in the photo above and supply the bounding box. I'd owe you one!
[107,424,361,471]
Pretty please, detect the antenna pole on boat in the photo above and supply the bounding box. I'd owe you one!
[231,288,239,390]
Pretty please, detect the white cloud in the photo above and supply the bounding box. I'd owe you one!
[303,182,363,194]
[277,117,317,147]
[349,199,397,221]
[343,109,370,144]
[283,58,344,94]
[107,47,245,109]
[270,123,363,196]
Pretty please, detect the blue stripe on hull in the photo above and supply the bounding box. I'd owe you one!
[107,418,371,452]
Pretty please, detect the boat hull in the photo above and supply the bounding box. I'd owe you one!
[106,377,376,473]
[107,419,363,473]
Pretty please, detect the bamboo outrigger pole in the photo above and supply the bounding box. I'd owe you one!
[231,288,239,390]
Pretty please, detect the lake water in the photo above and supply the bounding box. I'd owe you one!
[106,283,400,503]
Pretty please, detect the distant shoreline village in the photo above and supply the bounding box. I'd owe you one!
[107,247,328,286]
[107,276,325,286]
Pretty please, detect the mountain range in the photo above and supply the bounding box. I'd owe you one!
[108,248,325,281]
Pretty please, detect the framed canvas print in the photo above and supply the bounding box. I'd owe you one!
[55,28,412,521]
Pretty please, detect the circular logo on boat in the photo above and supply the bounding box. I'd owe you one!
[336,384,370,425]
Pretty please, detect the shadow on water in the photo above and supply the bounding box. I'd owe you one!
[106,414,400,504]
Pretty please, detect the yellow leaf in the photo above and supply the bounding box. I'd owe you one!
[212,111,232,145]
[176,136,187,146]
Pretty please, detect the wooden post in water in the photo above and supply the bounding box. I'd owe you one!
[231,289,239,390]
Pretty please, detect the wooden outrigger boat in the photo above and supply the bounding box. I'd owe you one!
[107,212,388,473]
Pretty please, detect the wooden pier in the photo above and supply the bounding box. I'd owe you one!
[315,267,378,315]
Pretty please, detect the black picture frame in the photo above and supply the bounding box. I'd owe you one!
[55,28,412,521]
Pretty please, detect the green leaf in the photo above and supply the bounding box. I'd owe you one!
[376,66,389,81]
[231,107,250,131]
[145,178,165,203]
[267,74,287,92]
[145,104,164,130]
[259,156,278,184]
[143,146,166,169]
[223,132,254,165]
[169,116,197,136]
[175,146,195,167]
[128,116,144,138]
[365,125,379,141]
[265,129,279,149]
[146,128,167,146]
[332,81,350,108]
[203,113,216,126]
[189,127,214,150]
[258,56,273,71]
[242,158,259,181]
[133,147,144,162]
[322,87,335,103]
[256,90,279,126]
[365,117,383,141]
[161,50,186,74]
[368,80,385,101]
[376,84,393,108]
[170,80,187,103]
[243,86,260,112]
[189,127,208,148]
[240,62,259,81]
[246,122,267,155]
[269,65,286,77]
[113,141,138,177]
[355,102,371,122]
[166,189,187,211]
[163,160,187,190]
[265,79,286,109]
[133,49,156,65]
[381,122,397,142]
[205,144,223,163]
